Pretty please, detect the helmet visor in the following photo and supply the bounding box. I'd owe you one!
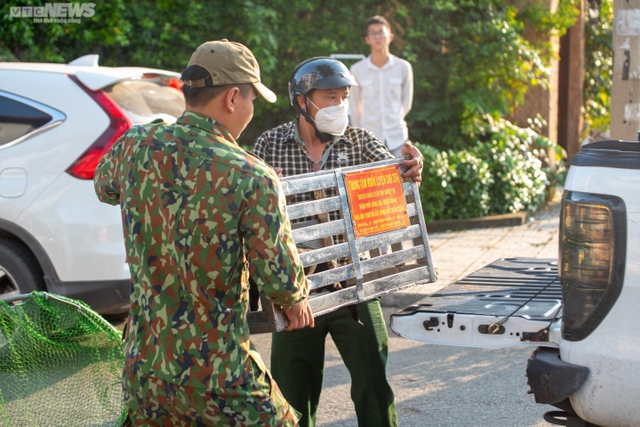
[312,72,358,90]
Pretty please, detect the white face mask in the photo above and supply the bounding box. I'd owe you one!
[308,99,349,136]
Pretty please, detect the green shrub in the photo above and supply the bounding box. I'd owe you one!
[527,127,567,201]
[417,117,565,221]
[471,117,551,214]
[473,140,547,214]
[414,143,449,223]
[440,150,492,220]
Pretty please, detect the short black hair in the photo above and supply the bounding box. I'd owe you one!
[364,15,390,36]
[181,65,252,107]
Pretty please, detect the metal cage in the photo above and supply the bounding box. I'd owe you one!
[248,158,437,333]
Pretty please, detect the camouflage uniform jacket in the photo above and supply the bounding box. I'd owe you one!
[95,110,309,389]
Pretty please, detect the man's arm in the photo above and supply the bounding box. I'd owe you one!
[400,140,423,183]
[402,61,414,118]
[94,137,124,206]
[252,133,268,161]
[241,170,313,328]
[282,299,314,331]
[348,64,363,127]
[359,127,423,183]
[389,60,418,180]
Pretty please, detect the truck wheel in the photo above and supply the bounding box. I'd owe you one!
[0,238,46,299]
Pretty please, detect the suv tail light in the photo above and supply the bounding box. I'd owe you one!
[560,191,626,341]
[65,76,133,180]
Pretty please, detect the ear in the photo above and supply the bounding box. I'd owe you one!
[296,94,307,112]
[224,87,241,113]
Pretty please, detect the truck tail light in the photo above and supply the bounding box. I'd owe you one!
[560,191,626,341]
[65,76,133,180]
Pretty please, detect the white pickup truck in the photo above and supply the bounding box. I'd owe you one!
[391,139,640,427]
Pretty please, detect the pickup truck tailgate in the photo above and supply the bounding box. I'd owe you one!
[391,258,562,348]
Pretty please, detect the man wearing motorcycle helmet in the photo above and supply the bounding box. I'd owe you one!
[253,56,424,427]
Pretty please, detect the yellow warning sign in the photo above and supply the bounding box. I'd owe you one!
[344,165,410,238]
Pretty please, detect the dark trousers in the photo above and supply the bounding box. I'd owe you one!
[270,299,398,427]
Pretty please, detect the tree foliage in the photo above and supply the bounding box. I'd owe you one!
[1,0,591,217]
[583,0,613,139]
[2,0,583,147]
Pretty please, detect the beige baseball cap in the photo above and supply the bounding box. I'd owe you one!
[182,39,277,103]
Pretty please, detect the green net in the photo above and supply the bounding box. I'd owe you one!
[0,292,127,427]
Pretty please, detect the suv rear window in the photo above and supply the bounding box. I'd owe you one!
[0,93,58,148]
[105,76,185,124]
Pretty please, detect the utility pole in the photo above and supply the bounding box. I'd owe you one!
[611,0,640,140]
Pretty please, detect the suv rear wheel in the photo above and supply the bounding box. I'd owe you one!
[0,238,45,299]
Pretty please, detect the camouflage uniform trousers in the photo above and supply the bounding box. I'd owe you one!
[123,358,300,426]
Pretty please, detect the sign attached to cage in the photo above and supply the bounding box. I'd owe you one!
[344,164,410,238]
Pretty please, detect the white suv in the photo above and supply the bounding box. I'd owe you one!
[0,55,185,314]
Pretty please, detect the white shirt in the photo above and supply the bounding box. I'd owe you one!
[349,54,413,151]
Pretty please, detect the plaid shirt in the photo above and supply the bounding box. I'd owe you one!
[253,118,394,263]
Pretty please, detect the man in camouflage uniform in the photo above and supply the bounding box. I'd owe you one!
[95,39,314,426]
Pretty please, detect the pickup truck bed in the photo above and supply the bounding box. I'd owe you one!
[391,258,562,348]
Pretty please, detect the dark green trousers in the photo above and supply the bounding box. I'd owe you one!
[270,299,398,427]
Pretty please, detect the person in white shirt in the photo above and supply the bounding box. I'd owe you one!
[349,15,414,158]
